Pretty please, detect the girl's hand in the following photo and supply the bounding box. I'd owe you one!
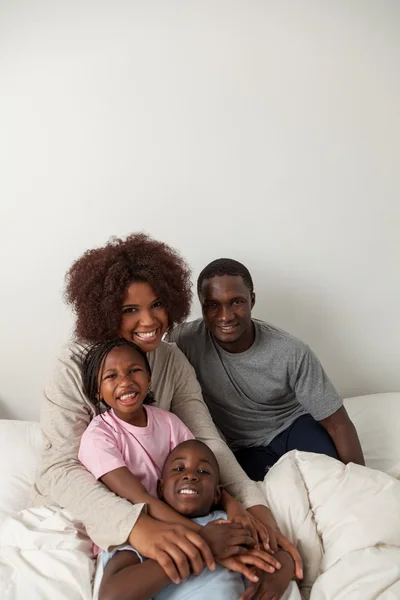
[128,513,215,584]
[246,505,303,581]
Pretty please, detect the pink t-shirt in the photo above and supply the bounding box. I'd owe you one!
[79,406,194,498]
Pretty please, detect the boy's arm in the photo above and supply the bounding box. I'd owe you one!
[101,467,202,532]
[100,550,171,600]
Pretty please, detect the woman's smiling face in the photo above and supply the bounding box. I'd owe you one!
[119,281,169,352]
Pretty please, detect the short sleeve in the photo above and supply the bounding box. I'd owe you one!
[292,346,343,420]
[167,411,195,449]
[78,419,127,480]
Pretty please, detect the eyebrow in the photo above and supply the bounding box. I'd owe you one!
[102,362,144,374]
[171,457,213,466]
[122,297,161,308]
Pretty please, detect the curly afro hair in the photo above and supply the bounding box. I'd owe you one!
[65,233,192,343]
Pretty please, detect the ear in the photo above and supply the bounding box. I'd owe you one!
[157,479,164,500]
[213,484,223,506]
[251,292,256,309]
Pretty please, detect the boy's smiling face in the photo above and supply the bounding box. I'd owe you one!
[158,440,221,518]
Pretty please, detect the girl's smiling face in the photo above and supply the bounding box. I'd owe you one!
[98,345,151,425]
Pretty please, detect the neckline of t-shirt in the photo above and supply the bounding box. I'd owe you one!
[211,320,261,359]
[109,406,154,433]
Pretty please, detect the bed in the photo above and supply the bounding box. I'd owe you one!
[1,393,399,599]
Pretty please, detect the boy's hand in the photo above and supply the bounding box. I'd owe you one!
[218,548,282,583]
[239,550,296,600]
[200,519,255,559]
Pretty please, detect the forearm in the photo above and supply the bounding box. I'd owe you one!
[101,468,202,533]
[326,422,365,465]
[135,493,201,533]
[101,559,170,600]
[40,457,143,550]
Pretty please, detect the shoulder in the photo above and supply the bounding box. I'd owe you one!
[150,340,197,377]
[47,340,91,384]
[193,510,228,526]
[148,405,186,428]
[83,412,113,435]
[254,320,309,355]
[169,319,207,347]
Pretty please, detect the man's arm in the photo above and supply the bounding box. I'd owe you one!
[319,406,365,465]
[292,345,364,466]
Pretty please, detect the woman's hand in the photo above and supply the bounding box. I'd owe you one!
[128,513,215,584]
[200,519,255,559]
[246,505,303,581]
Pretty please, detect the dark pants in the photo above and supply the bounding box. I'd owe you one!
[234,414,338,481]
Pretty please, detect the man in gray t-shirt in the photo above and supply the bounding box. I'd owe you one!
[170,258,364,481]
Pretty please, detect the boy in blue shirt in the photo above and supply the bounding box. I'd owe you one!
[100,439,297,600]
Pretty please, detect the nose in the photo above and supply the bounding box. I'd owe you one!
[219,305,234,323]
[139,309,156,327]
[119,372,135,386]
[183,472,198,482]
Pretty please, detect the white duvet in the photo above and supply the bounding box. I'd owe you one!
[1,451,400,600]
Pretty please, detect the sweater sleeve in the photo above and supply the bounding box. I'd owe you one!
[34,346,144,552]
[168,344,267,509]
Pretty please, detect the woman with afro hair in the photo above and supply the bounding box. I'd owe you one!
[32,233,301,587]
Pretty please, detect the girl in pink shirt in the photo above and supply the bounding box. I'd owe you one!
[78,337,273,577]
[78,338,205,533]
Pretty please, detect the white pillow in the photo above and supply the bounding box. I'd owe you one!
[344,392,400,479]
[0,420,42,527]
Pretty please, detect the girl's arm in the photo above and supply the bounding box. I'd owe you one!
[100,550,171,600]
[101,467,202,532]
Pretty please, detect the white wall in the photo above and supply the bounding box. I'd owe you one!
[0,1,399,421]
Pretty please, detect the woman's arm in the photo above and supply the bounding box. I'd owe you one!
[35,344,142,551]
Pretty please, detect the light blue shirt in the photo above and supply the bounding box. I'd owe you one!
[102,510,245,599]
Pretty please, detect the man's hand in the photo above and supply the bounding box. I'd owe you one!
[239,550,296,600]
[247,505,303,580]
[128,513,215,584]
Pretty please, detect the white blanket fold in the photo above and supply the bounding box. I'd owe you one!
[1,451,400,599]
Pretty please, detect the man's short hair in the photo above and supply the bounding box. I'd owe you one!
[197,258,254,296]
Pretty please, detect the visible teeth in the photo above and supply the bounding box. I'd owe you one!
[135,330,157,339]
[120,392,137,400]
[179,489,198,495]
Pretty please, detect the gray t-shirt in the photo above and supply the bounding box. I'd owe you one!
[170,319,342,450]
